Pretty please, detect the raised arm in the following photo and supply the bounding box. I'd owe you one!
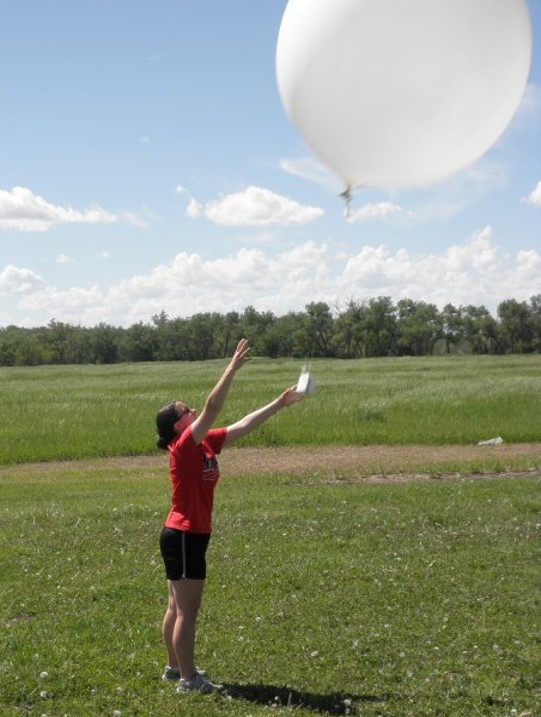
[222,385,304,447]
[190,339,251,445]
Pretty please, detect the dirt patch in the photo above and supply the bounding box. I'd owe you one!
[2,443,539,483]
[220,443,541,478]
[221,444,541,483]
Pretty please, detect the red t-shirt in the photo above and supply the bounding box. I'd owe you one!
[163,425,227,534]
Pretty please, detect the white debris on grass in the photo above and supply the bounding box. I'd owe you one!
[478,436,504,445]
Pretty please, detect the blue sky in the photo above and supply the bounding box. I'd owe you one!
[1,0,539,328]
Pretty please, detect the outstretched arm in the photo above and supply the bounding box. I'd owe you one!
[222,385,304,447]
[190,339,251,445]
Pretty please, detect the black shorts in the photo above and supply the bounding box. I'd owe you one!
[159,527,211,580]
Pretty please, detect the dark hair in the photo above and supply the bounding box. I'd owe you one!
[156,401,180,451]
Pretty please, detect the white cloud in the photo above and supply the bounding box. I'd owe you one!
[455,159,509,195]
[393,159,509,224]
[204,186,324,227]
[118,210,149,229]
[55,254,74,264]
[0,265,46,295]
[175,185,187,195]
[279,157,340,190]
[148,51,168,62]
[346,201,410,223]
[185,198,202,218]
[7,228,541,327]
[522,180,541,207]
[0,187,118,232]
[18,284,106,324]
[340,226,518,306]
[97,251,110,259]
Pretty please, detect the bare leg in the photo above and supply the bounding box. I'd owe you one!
[168,578,205,679]
[163,582,179,668]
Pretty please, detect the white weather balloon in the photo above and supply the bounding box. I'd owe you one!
[276,0,532,192]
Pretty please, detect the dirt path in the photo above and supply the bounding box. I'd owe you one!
[218,443,541,482]
[2,443,540,482]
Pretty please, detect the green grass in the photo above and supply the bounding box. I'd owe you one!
[1,354,540,464]
[0,355,539,715]
[0,465,539,717]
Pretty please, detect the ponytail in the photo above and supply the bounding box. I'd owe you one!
[156,434,171,451]
[156,401,180,451]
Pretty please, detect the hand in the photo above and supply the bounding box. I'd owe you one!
[229,338,251,371]
[279,385,305,407]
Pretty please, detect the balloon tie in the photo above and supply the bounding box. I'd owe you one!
[340,186,353,221]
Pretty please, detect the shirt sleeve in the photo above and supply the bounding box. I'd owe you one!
[205,427,227,455]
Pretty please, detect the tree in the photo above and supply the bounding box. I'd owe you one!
[462,305,498,354]
[396,299,441,355]
[0,329,16,365]
[118,322,156,362]
[186,314,219,361]
[440,304,464,353]
[529,294,541,352]
[304,302,335,357]
[0,296,539,365]
[334,300,366,358]
[11,329,46,365]
[240,306,276,355]
[90,323,120,364]
[223,312,241,358]
[45,319,71,363]
[362,297,397,357]
[497,299,533,353]
[262,312,307,358]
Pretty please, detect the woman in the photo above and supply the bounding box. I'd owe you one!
[155,338,304,694]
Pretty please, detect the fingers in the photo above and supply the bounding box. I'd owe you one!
[281,386,305,405]
[231,338,251,366]
[235,338,251,355]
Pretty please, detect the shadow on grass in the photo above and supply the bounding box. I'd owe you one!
[222,682,384,715]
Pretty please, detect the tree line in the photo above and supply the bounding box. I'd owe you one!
[1,295,539,366]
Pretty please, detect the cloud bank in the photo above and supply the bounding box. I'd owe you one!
[0,187,117,232]
[3,226,539,327]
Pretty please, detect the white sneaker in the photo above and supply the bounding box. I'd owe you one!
[162,665,207,682]
[176,672,223,694]
[162,665,181,682]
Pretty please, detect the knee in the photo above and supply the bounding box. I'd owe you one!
[165,598,177,621]
[176,604,200,623]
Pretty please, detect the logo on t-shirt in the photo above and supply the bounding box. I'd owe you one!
[202,455,220,482]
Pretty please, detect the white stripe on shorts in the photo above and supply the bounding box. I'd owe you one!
[181,531,187,579]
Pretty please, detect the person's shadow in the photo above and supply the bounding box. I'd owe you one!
[221,682,384,715]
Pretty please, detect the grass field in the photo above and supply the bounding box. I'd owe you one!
[0,355,539,716]
[0,464,539,717]
[1,354,540,464]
